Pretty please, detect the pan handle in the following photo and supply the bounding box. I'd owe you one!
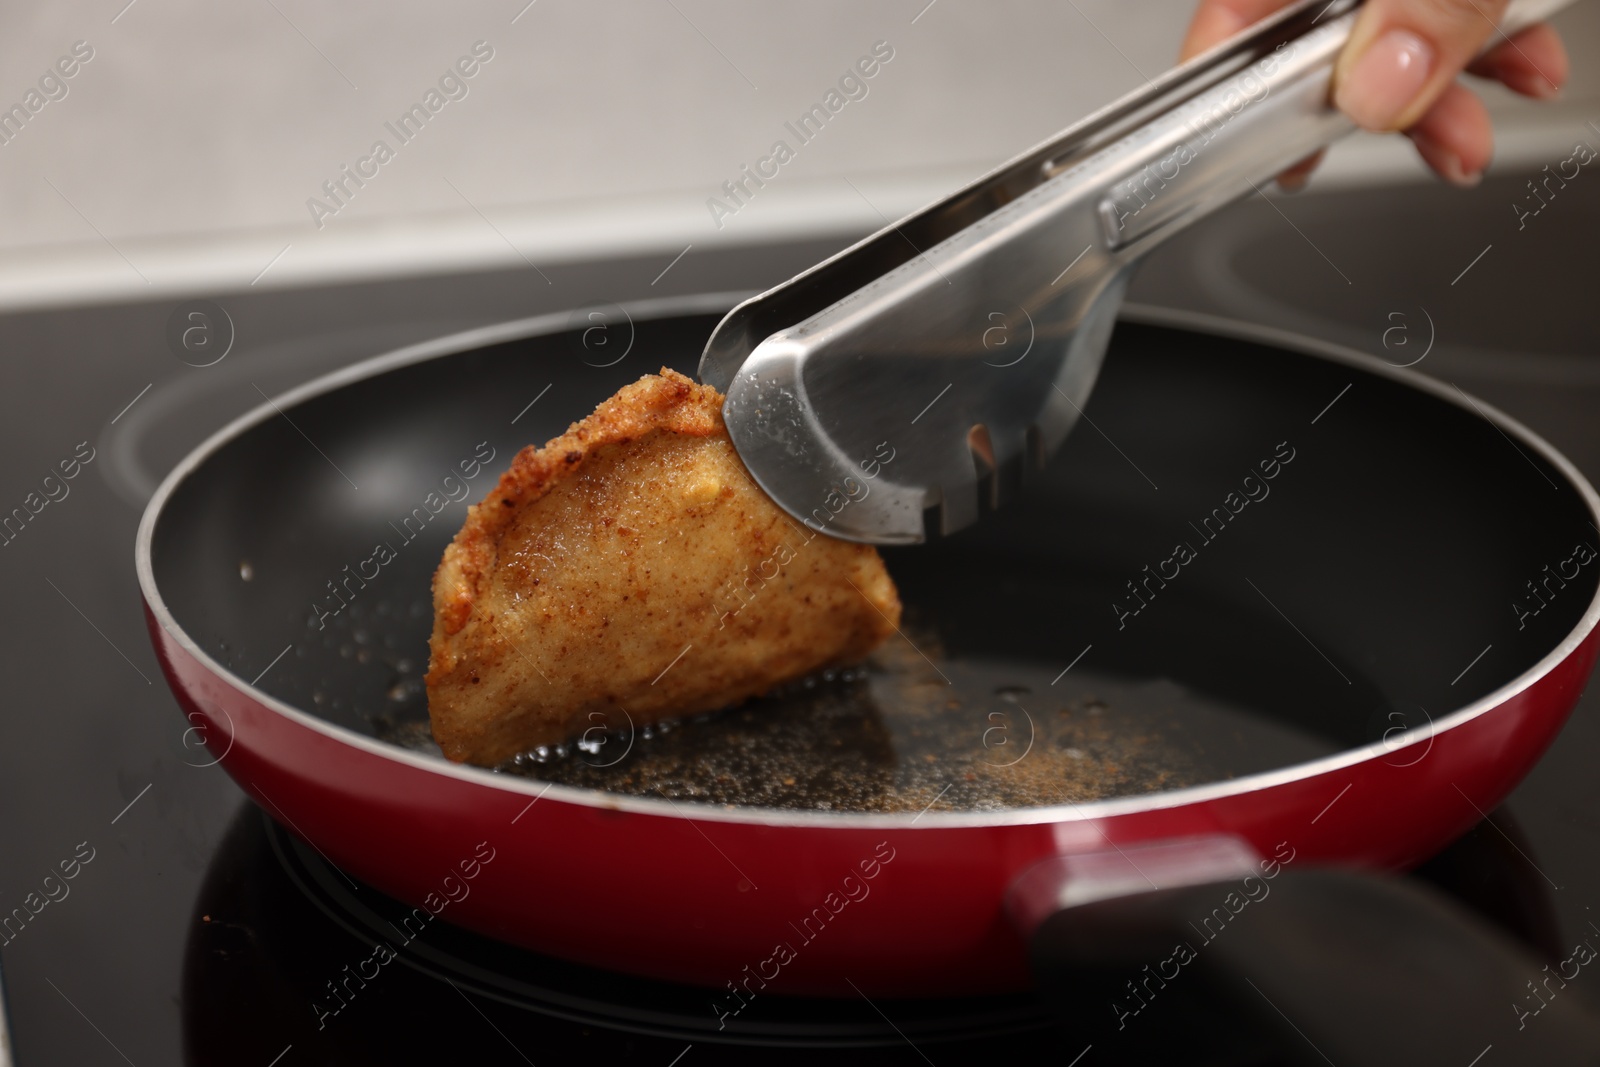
[1013,843,1600,1064]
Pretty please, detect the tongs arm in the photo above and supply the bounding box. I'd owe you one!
[702,0,1576,545]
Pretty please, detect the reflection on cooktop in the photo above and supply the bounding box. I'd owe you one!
[180,803,1560,1066]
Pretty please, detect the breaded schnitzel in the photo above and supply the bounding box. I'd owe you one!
[426,369,901,767]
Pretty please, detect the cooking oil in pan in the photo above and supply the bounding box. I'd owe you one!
[374,627,1340,815]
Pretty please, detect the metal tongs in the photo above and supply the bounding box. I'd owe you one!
[699,0,1572,544]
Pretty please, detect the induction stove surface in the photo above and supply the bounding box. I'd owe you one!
[4,173,1600,1066]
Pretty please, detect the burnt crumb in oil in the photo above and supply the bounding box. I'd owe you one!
[290,597,433,739]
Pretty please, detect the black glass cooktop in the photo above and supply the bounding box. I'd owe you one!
[3,173,1600,1065]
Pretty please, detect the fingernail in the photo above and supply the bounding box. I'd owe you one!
[1517,70,1563,100]
[1336,28,1435,130]
[1437,155,1482,188]
[1410,132,1482,188]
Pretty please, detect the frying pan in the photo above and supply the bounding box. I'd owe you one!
[138,297,1600,1062]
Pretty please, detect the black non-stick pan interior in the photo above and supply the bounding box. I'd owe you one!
[150,309,1599,813]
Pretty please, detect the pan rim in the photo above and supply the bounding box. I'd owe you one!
[135,294,1600,831]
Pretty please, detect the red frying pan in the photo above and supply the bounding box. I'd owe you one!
[138,298,1600,1062]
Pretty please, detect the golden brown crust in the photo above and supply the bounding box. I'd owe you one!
[430,370,719,642]
[425,368,901,766]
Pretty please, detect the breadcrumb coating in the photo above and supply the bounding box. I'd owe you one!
[425,369,901,767]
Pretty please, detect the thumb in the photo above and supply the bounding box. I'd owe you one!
[1334,0,1511,131]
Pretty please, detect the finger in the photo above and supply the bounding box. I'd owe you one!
[1179,3,1330,187]
[1276,150,1326,192]
[1179,0,1295,61]
[1334,0,1510,132]
[1404,81,1494,186]
[1466,22,1568,98]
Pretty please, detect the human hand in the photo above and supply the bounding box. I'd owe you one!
[1180,0,1569,187]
